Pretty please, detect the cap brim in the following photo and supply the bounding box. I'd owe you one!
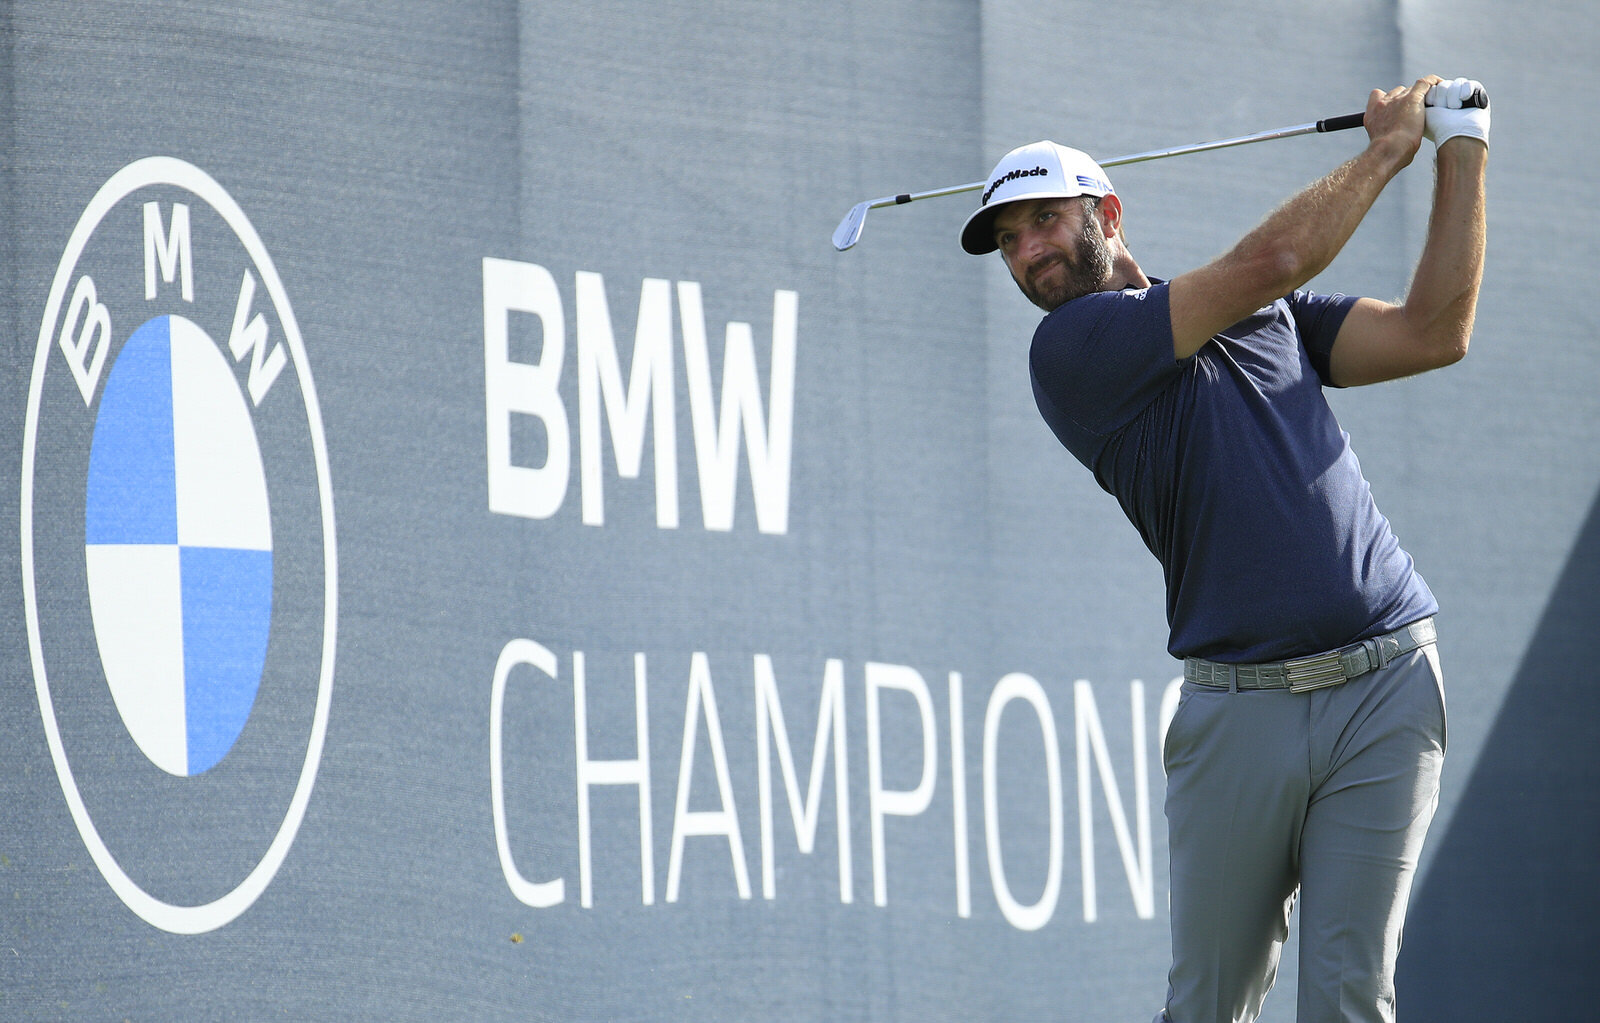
[959,188,1089,255]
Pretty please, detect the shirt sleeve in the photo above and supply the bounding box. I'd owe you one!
[1028,282,1183,436]
[1287,289,1361,387]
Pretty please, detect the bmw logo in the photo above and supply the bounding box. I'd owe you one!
[21,158,337,933]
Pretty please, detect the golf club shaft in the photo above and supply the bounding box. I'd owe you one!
[833,111,1367,251]
[937,113,1355,204]
[1103,111,1365,168]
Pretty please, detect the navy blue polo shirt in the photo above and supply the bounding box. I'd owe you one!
[1029,280,1437,662]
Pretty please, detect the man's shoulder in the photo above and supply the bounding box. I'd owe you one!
[1034,280,1170,346]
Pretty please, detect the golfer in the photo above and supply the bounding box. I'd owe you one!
[960,77,1488,1023]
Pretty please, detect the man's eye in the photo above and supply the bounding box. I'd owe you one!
[1037,211,1055,224]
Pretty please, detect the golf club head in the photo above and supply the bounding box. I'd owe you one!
[833,202,869,251]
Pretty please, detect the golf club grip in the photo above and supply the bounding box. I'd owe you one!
[1316,112,1366,133]
[1317,87,1488,134]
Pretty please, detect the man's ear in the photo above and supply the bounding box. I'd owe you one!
[1095,193,1124,239]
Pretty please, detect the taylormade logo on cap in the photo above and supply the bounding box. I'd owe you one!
[960,140,1114,255]
[982,166,1049,205]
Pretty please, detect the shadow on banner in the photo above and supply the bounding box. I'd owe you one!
[1399,489,1600,1017]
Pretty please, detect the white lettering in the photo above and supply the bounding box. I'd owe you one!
[577,273,679,528]
[949,671,972,918]
[575,651,654,907]
[678,282,796,534]
[490,639,566,908]
[982,673,1063,932]
[755,655,851,903]
[483,262,795,534]
[58,274,113,406]
[484,257,570,519]
[666,653,752,902]
[143,201,193,302]
[227,270,287,406]
[865,661,937,907]
[487,640,1170,927]
[1075,680,1154,922]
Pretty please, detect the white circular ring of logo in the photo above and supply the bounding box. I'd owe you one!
[21,156,338,934]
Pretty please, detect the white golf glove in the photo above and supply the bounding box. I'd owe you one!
[1424,78,1489,148]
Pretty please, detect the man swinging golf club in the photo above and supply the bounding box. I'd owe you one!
[962,76,1488,1023]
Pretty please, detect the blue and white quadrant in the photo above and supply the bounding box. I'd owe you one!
[85,314,273,777]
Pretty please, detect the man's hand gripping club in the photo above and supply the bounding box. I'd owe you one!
[1424,77,1490,148]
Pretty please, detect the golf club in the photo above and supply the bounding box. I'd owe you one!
[832,90,1486,251]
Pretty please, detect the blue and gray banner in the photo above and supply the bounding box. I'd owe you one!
[3,2,1595,1020]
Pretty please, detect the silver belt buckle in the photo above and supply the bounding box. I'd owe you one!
[1284,650,1346,693]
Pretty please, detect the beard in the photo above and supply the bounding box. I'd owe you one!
[1017,217,1114,312]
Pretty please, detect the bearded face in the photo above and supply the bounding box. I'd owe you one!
[1013,203,1115,312]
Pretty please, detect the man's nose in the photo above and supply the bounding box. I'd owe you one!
[1017,226,1051,265]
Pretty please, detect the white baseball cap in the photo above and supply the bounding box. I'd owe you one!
[959,140,1114,255]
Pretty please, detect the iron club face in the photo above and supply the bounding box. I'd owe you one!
[832,201,870,251]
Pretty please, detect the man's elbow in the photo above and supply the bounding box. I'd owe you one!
[1251,241,1312,299]
[1220,234,1310,301]
[1403,301,1475,371]
[1436,329,1471,367]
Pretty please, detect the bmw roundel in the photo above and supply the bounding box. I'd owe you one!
[22,158,337,934]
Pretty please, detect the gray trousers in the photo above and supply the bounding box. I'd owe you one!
[1156,644,1447,1023]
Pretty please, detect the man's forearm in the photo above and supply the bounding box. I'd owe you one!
[1236,136,1417,293]
[1168,138,1414,358]
[1399,141,1488,362]
[1324,137,1488,387]
[1167,81,1433,358]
